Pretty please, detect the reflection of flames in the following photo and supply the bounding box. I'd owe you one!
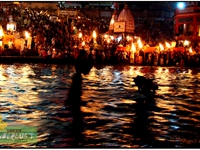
[92,30,97,39]
[165,42,171,48]
[189,47,193,53]
[137,38,143,49]
[131,43,136,53]
[159,43,164,51]
[25,31,30,38]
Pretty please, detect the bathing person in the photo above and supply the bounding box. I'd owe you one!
[65,49,93,147]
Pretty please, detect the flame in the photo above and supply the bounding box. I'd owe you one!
[165,42,171,48]
[107,39,110,43]
[146,44,150,47]
[126,36,132,41]
[82,41,85,46]
[189,47,193,53]
[92,30,97,39]
[78,32,82,38]
[131,43,136,53]
[104,34,108,39]
[159,43,164,51]
[25,31,30,38]
[110,36,114,40]
[7,23,15,31]
[110,18,114,24]
[183,40,190,47]
[137,38,143,49]
[171,41,176,47]
[127,36,129,40]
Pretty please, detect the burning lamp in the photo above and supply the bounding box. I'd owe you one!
[130,43,136,64]
[24,31,32,49]
[137,38,143,50]
[82,41,85,46]
[7,22,16,32]
[183,40,190,47]
[159,43,164,52]
[78,32,82,39]
[92,30,97,44]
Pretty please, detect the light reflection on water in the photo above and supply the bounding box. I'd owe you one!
[0,63,199,148]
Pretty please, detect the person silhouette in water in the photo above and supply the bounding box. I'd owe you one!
[65,49,93,146]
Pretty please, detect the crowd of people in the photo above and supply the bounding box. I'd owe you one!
[0,4,199,67]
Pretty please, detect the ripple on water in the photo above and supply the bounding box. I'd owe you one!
[0,64,199,148]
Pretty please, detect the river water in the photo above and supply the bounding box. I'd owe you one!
[0,63,199,148]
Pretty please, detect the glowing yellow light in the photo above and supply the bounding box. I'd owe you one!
[171,41,176,47]
[137,38,143,49]
[131,43,136,53]
[159,43,164,51]
[92,30,97,39]
[110,36,114,40]
[183,40,190,47]
[7,23,15,31]
[127,36,129,40]
[165,42,171,48]
[82,41,85,46]
[110,18,114,24]
[78,32,82,38]
[25,31,30,39]
[189,47,193,53]
[104,34,108,39]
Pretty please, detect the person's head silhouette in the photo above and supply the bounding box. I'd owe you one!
[75,49,93,75]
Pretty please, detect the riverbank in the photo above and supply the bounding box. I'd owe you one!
[0,56,69,64]
[0,56,199,69]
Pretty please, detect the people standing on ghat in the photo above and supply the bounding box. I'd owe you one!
[0,4,199,67]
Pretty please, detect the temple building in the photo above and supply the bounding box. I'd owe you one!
[174,2,200,41]
[113,4,135,34]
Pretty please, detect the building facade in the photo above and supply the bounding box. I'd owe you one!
[174,3,200,41]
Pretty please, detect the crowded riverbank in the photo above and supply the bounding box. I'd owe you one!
[0,54,199,69]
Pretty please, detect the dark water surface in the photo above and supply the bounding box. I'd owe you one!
[0,63,199,148]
